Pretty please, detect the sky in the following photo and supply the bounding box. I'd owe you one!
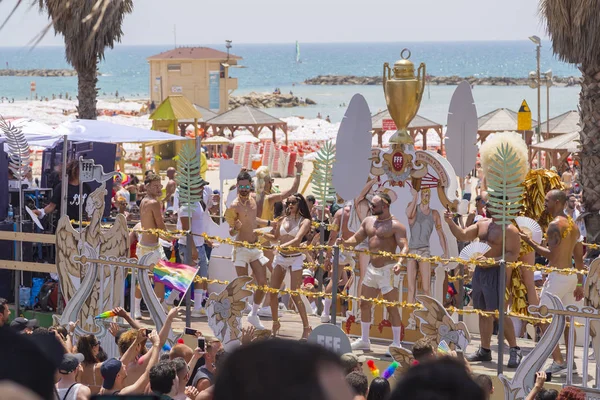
[0,0,549,47]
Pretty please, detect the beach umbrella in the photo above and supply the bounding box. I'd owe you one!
[231,134,259,144]
[203,136,231,145]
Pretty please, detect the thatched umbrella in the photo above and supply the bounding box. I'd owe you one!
[541,0,600,244]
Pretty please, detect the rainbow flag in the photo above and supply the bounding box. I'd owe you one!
[153,260,198,294]
[95,310,117,319]
[115,171,130,186]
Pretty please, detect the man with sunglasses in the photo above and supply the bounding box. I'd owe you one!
[338,193,408,351]
[224,171,271,329]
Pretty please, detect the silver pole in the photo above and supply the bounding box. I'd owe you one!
[184,234,192,326]
[78,156,83,232]
[497,260,506,376]
[331,245,340,326]
[61,136,68,218]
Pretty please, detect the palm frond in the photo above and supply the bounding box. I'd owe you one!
[175,144,203,216]
[486,142,524,228]
[311,140,336,221]
[0,116,31,180]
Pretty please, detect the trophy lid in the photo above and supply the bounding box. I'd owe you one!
[393,49,415,79]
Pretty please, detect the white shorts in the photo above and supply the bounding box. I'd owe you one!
[274,252,305,272]
[136,242,167,265]
[363,263,397,295]
[539,273,577,308]
[232,247,269,268]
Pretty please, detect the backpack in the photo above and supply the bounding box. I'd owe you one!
[36,280,59,311]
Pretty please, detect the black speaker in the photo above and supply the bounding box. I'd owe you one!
[0,149,8,221]
[0,221,14,301]
[41,141,116,218]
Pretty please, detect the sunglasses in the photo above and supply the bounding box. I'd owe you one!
[238,185,251,190]
[287,200,298,206]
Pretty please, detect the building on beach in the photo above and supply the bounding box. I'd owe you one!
[147,47,242,113]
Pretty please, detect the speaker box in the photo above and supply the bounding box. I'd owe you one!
[0,221,35,301]
[41,141,116,218]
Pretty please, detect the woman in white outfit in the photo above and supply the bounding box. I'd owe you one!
[268,193,313,339]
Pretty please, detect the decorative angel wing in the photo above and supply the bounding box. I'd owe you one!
[585,257,600,309]
[388,346,414,375]
[55,215,82,306]
[207,277,253,348]
[99,214,129,311]
[0,116,30,180]
[414,295,470,351]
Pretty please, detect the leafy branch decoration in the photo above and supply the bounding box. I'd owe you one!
[485,142,524,258]
[312,140,337,221]
[175,144,202,217]
[0,116,31,181]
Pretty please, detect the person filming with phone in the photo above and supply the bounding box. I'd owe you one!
[192,337,222,393]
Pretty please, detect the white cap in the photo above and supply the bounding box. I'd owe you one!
[533,271,543,281]
[302,269,313,277]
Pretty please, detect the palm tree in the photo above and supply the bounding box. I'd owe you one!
[541,0,600,245]
[37,0,133,119]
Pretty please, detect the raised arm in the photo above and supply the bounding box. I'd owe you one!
[120,331,161,395]
[433,211,449,258]
[443,211,479,242]
[112,307,141,330]
[120,328,146,367]
[406,187,419,222]
[266,162,303,204]
[340,219,368,248]
[159,307,179,347]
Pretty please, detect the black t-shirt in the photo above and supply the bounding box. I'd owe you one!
[50,182,92,221]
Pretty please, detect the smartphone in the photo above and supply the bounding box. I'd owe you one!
[185,327,198,336]
[198,336,205,351]
[145,329,152,336]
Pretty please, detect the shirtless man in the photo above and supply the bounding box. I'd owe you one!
[165,167,177,210]
[561,167,574,193]
[339,193,408,351]
[519,189,584,375]
[406,187,448,303]
[225,171,270,329]
[321,204,354,323]
[444,197,522,368]
[256,162,303,220]
[137,173,172,312]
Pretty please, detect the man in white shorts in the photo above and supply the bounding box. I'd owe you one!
[338,193,408,351]
[225,171,270,329]
[520,189,585,375]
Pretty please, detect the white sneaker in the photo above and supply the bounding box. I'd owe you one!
[247,313,265,330]
[133,309,142,320]
[258,307,272,317]
[351,338,371,351]
[321,313,331,323]
[191,308,206,317]
[387,343,402,356]
[311,306,319,316]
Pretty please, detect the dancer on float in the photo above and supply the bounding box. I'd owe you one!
[135,172,173,314]
[519,189,584,375]
[225,171,271,329]
[338,193,408,351]
[444,199,522,368]
[268,193,313,339]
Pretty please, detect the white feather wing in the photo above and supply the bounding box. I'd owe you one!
[444,81,478,178]
[332,94,372,202]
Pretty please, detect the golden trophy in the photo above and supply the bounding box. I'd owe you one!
[383,49,426,146]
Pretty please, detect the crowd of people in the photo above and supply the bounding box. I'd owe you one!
[0,296,587,400]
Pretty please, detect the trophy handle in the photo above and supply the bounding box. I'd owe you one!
[383,63,391,96]
[416,62,426,103]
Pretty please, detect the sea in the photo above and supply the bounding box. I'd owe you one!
[0,41,582,123]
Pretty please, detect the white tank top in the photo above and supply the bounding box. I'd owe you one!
[56,383,81,400]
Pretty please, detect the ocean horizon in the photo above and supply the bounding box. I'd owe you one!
[0,41,582,123]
